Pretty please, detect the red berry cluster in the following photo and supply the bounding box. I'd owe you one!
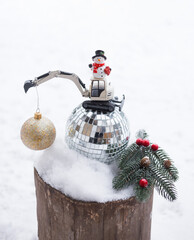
[136,138,159,151]
[136,138,150,147]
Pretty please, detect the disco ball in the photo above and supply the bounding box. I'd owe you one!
[65,104,130,164]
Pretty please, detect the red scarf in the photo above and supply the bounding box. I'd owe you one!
[93,63,105,73]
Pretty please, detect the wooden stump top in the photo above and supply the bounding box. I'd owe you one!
[34,168,153,240]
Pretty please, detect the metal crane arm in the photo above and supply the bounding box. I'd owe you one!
[24,70,89,97]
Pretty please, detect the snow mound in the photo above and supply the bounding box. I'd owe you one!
[34,140,134,202]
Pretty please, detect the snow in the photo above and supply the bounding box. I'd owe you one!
[35,140,133,202]
[0,0,194,239]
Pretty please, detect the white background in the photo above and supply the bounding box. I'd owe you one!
[0,0,194,239]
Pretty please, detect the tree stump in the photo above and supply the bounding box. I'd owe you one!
[34,168,153,240]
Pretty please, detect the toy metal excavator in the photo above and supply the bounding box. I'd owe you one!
[24,50,125,112]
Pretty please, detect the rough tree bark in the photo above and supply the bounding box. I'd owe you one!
[34,168,153,240]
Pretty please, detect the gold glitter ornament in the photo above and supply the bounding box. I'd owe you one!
[21,112,56,150]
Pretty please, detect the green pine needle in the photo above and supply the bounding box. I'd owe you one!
[153,149,179,181]
[149,164,177,201]
[118,143,139,169]
[167,165,179,181]
[113,163,140,190]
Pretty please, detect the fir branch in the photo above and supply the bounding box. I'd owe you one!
[167,165,179,181]
[122,161,141,174]
[118,143,140,169]
[113,163,140,190]
[123,149,144,169]
[153,149,179,181]
[147,150,161,168]
[149,164,177,201]
[156,148,171,160]
[127,168,144,183]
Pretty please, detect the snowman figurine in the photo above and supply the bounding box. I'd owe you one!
[89,50,111,79]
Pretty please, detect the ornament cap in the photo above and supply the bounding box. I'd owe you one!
[34,112,42,120]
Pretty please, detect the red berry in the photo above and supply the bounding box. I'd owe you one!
[151,144,159,151]
[142,139,150,147]
[126,136,129,141]
[136,138,143,145]
[139,178,148,188]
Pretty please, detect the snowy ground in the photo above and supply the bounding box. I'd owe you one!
[0,0,194,239]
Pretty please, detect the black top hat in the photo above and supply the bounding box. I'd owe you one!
[92,50,107,60]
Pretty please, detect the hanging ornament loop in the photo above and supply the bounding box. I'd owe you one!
[35,85,40,113]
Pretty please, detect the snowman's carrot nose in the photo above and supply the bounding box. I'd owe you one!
[98,59,101,61]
